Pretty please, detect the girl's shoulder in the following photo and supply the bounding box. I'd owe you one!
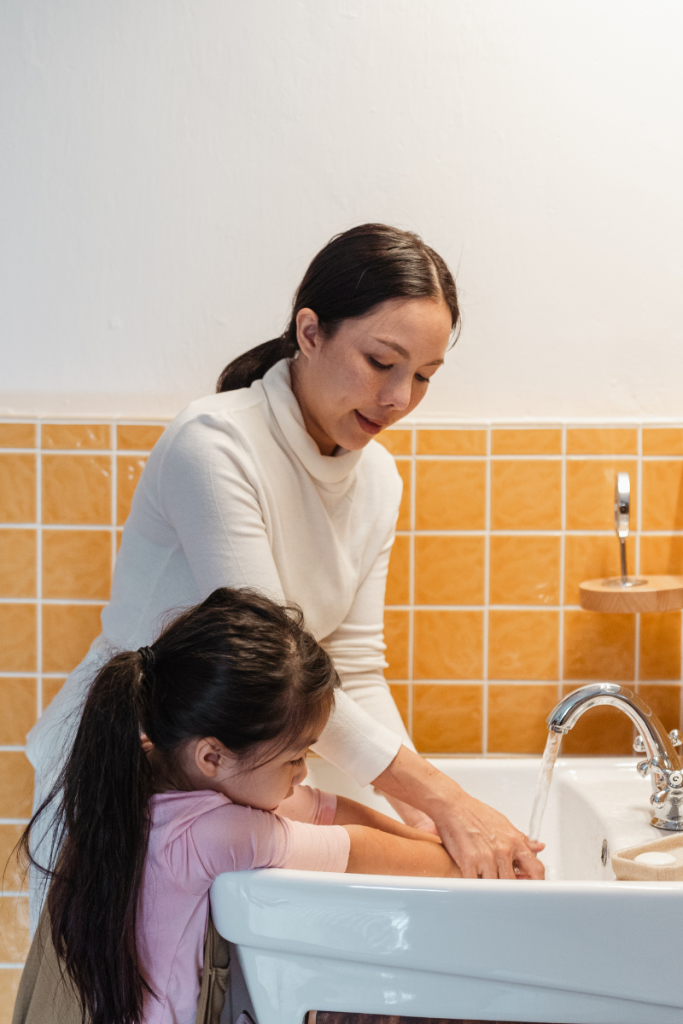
[147,789,293,881]
[149,789,232,830]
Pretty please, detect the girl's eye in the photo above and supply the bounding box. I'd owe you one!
[290,757,305,766]
[415,373,430,384]
[369,356,392,371]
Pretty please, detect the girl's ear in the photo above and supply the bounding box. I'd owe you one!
[193,738,225,778]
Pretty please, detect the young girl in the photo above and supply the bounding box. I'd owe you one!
[16,588,460,1024]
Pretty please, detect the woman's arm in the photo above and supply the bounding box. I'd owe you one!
[343,824,460,878]
[372,745,545,881]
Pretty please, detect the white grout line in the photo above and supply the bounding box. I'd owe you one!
[634,425,643,689]
[558,424,566,697]
[407,426,416,739]
[386,604,578,612]
[0,598,106,606]
[111,422,118,585]
[10,522,683,536]
[36,422,42,718]
[482,425,491,755]
[0,673,65,679]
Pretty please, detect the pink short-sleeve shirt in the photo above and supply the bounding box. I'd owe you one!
[138,785,349,1023]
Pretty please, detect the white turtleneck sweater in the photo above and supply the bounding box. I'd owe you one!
[27,359,408,800]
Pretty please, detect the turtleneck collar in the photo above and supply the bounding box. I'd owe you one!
[261,358,363,484]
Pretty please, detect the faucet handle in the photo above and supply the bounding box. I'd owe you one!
[670,729,682,748]
[637,760,651,778]
[633,734,647,754]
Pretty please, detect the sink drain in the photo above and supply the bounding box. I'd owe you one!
[601,839,609,866]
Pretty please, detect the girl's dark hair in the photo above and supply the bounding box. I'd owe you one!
[217,222,459,392]
[20,587,338,1024]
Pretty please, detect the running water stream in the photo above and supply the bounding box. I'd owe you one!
[528,731,563,842]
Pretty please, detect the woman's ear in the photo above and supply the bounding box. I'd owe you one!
[295,308,321,359]
[194,737,225,778]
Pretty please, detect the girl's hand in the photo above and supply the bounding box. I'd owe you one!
[372,745,545,881]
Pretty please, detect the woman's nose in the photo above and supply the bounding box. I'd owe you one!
[380,373,413,410]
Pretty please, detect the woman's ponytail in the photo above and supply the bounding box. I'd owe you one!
[216,334,298,393]
[22,651,156,1024]
[216,223,459,393]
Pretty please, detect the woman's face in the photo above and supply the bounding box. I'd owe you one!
[291,296,453,456]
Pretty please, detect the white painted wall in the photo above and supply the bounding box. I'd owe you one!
[1,0,682,421]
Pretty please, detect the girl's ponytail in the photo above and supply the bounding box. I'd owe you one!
[22,650,155,1024]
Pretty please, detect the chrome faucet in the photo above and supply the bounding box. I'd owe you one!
[547,683,683,831]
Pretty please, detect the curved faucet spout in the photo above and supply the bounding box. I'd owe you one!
[548,682,680,768]
[546,683,683,831]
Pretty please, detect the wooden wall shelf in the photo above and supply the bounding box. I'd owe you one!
[579,575,683,613]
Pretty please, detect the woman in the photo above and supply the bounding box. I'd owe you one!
[27,224,543,924]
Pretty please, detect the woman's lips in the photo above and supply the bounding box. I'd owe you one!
[355,410,384,435]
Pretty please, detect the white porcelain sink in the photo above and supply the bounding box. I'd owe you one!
[211,757,683,1024]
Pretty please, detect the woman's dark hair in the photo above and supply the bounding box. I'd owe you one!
[20,587,338,1024]
[217,222,460,392]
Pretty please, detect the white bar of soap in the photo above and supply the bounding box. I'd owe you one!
[634,851,677,866]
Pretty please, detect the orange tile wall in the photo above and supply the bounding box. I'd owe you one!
[0,420,165,1014]
[1,417,683,1010]
[379,425,683,763]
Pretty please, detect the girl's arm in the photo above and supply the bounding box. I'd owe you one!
[342,824,461,878]
[333,794,438,843]
[333,794,460,877]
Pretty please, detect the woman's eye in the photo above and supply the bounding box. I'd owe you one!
[415,373,430,384]
[369,357,392,371]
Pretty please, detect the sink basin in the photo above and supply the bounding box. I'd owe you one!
[211,757,683,1024]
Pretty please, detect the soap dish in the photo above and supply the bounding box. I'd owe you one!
[612,834,683,881]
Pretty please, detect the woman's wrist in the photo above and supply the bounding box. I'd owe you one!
[371,744,468,820]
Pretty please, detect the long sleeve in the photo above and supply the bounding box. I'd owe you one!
[314,511,414,783]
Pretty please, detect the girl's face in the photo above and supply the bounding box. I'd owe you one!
[290,296,452,457]
[187,735,316,811]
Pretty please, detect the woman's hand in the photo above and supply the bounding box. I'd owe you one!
[372,745,545,881]
[430,787,545,880]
